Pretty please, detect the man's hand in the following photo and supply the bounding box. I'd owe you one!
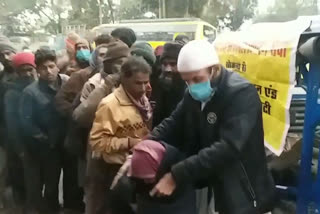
[110,155,132,190]
[150,173,176,197]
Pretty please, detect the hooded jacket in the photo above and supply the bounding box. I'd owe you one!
[149,67,275,214]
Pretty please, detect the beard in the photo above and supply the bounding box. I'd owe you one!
[159,72,186,92]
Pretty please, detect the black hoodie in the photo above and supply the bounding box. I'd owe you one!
[4,77,34,153]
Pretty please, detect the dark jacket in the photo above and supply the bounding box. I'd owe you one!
[19,75,69,154]
[54,66,95,156]
[149,68,275,214]
[151,77,186,128]
[69,70,120,156]
[72,72,120,128]
[4,77,34,153]
[55,66,94,117]
[114,143,196,214]
[0,69,17,147]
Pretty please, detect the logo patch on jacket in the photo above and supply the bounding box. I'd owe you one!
[207,112,217,124]
[119,122,147,134]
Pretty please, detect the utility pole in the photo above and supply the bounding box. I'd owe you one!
[162,0,166,18]
[99,0,103,25]
[159,0,162,18]
[107,0,115,23]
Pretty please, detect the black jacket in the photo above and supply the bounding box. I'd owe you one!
[151,77,186,128]
[149,68,275,214]
[19,75,69,154]
[113,143,196,214]
[4,77,34,153]
[0,69,17,147]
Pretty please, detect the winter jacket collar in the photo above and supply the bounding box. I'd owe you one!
[38,74,69,92]
[211,67,224,93]
[87,72,105,89]
[199,67,230,112]
[114,85,134,106]
[7,77,33,91]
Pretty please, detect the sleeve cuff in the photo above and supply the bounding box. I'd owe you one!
[171,161,192,187]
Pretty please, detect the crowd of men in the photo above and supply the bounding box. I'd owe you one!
[0,28,276,214]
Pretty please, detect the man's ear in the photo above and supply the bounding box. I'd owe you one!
[210,64,222,79]
[213,64,221,73]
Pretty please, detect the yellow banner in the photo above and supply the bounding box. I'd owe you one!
[214,18,311,155]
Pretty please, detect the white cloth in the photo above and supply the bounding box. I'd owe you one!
[196,188,209,214]
[201,101,209,111]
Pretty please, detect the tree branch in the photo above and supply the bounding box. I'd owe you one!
[37,7,57,23]
[106,0,115,23]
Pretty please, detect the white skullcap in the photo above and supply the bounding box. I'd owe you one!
[177,40,219,73]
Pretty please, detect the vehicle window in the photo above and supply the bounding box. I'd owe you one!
[97,24,197,42]
[136,32,195,41]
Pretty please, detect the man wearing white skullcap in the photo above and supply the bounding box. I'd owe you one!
[148,40,275,214]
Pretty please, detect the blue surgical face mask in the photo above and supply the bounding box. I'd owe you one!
[188,68,217,102]
[76,49,91,62]
[188,80,215,102]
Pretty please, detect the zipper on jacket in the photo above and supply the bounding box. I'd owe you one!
[240,162,257,208]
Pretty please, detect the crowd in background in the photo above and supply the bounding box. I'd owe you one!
[0,26,275,214]
[0,28,193,214]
